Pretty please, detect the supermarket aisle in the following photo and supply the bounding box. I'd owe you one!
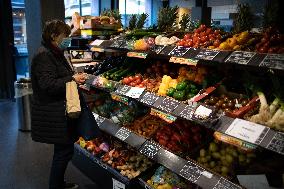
[0,101,98,189]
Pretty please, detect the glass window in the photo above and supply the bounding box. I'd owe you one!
[119,0,154,28]
[11,0,29,78]
[65,0,99,17]
[64,0,80,17]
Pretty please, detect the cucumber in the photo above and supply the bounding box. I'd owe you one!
[114,69,131,81]
[106,67,120,76]
[110,68,124,79]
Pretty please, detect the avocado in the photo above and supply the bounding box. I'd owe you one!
[176,81,187,91]
[173,90,186,101]
[166,87,176,97]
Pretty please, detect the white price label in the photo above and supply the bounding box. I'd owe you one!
[112,178,125,189]
[90,39,104,46]
[225,118,266,144]
[125,87,145,99]
[201,171,213,178]
[71,50,78,57]
[194,105,212,118]
[92,112,99,120]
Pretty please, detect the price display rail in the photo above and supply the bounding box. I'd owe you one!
[88,39,284,73]
[92,112,244,189]
[81,76,284,156]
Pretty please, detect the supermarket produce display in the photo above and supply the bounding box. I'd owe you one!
[69,5,284,189]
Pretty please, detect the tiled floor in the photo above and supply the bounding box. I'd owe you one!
[0,101,282,189]
[0,100,97,189]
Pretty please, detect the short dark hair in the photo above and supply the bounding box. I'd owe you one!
[42,20,71,43]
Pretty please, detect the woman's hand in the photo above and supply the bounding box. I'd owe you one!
[72,73,87,84]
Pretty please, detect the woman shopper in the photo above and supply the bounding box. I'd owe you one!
[31,20,85,189]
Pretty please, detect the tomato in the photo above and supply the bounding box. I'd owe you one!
[199,24,206,32]
[194,37,201,44]
[205,28,212,35]
[141,79,149,84]
[200,31,206,37]
[187,41,193,47]
[135,78,142,84]
[193,32,200,38]
[214,30,220,35]
[184,33,191,40]
[200,35,208,43]
[178,40,185,46]
[137,83,144,88]
[123,77,130,84]
[134,74,142,80]
[129,82,136,87]
[128,76,134,82]
[213,39,221,47]
[216,34,221,40]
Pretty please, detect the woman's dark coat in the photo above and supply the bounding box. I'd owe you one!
[31,43,77,144]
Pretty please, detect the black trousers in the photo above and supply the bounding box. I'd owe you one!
[49,143,74,189]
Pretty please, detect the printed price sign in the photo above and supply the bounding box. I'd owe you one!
[179,105,196,120]
[125,87,145,99]
[159,46,175,56]
[92,112,99,120]
[178,58,199,66]
[214,132,257,151]
[90,39,104,46]
[109,40,124,48]
[139,140,161,159]
[195,49,220,60]
[96,116,106,126]
[259,54,284,70]
[213,177,242,189]
[157,98,180,113]
[150,45,165,54]
[115,85,131,95]
[179,161,204,183]
[226,51,256,65]
[140,92,159,106]
[112,178,125,189]
[168,46,190,57]
[127,52,148,59]
[111,93,129,105]
[169,56,179,63]
[225,118,268,144]
[193,105,213,120]
[115,127,131,141]
[150,108,177,123]
[267,132,284,155]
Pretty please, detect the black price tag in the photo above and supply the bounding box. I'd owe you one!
[157,98,180,113]
[183,48,201,59]
[96,115,106,126]
[225,51,256,65]
[168,46,190,57]
[159,46,175,56]
[195,49,220,60]
[179,161,205,183]
[140,92,159,106]
[139,140,161,159]
[179,104,196,120]
[259,54,284,70]
[213,178,242,189]
[115,85,131,96]
[115,127,131,141]
[99,40,113,48]
[109,40,124,48]
[255,127,270,145]
[150,45,165,54]
[267,132,284,155]
[120,41,130,49]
